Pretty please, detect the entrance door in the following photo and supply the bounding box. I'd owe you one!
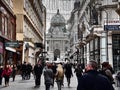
[112,34,120,71]
[54,49,60,60]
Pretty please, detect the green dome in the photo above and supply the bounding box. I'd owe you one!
[51,10,65,26]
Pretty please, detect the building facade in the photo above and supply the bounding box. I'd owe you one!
[46,10,69,61]
[67,1,81,63]
[0,0,16,66]
[68,0,120,71]
[13,0,46,65]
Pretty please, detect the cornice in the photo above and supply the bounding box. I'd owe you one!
[24,12,43,41]
[0,0,15,17]
[28,0,43,26]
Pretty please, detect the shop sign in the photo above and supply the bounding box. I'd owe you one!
[5,41,19,48]
[104,19,120,30]
[104,25,120,30]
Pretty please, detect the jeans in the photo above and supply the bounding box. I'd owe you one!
[35,75,41,86]
[56,80,62,90]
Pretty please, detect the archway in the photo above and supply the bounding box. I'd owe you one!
[54,49,60,60]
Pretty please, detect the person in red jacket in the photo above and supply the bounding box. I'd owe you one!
[2,64,12,87]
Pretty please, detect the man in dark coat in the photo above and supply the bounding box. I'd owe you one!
[21,62,27,80]
[77,60,114,90]
[64,61,73,87]
[34,60,43,88]
[26,63,32,80]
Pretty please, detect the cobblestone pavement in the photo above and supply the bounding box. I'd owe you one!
[0,74,77,90]
[0,72,119,90]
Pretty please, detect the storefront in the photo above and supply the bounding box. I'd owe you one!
[89,37,100,67]
[112,34,120,71]
[0,1,16,66]
[5,47,16,65]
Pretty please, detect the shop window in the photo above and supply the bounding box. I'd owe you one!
[4,17,8,36]
[47,41,49,44]
[2,16,4,35]
[90,40,94,51]
[0,54,3,66]
[113,34,120,71]
[47,46,49,51]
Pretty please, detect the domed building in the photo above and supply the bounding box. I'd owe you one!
[46,10,69,61]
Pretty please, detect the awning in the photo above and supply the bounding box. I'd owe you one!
[5,47,16,52]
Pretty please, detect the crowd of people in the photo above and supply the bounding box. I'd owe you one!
[0,59,120,90]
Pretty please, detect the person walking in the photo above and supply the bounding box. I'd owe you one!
[11,65,17,81]
[2,65,12,87]
[34,60,43,88]
[74,63,83,82]
[44,63,54,90]
[0,66,3,85]
[100,62,114,84]
[21,62,27,80]
[55,64,64,90]
[51,62,57,87]
[26,63,32,80]
[64,61,73,87]
[77,60,114,90]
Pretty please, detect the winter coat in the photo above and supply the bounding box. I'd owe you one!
[0,68,3,77]
[2,67,12,77]
[64,63,73,78]
[100,69,114,84]
[74,67,83,77]
[77,70,114,90]
[55,64,64,81]
[34,64,43,76]
[44,68,53,85]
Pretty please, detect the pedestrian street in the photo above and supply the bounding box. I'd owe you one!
[0,70,120,90]
[0,73,77,90]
